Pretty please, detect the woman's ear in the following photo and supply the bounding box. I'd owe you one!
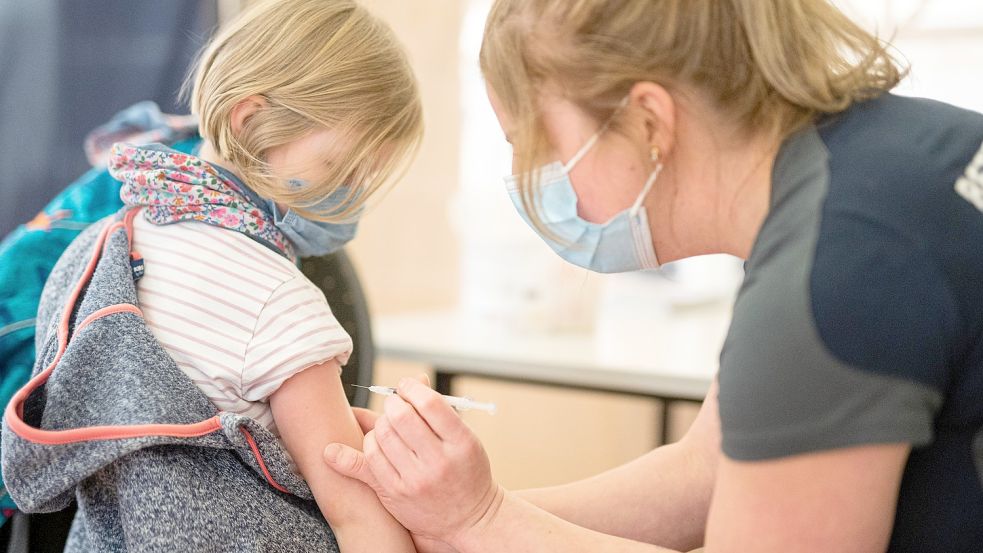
[628,82,676,158]
[230,95,269,137]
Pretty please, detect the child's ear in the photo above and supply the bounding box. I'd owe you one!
[230,95,269,137]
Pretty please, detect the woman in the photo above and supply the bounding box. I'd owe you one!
[324,1,983,551]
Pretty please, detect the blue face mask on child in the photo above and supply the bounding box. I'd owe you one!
[268,180,361,258]
[504,127,662,274]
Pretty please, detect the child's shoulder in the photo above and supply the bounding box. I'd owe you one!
[132,216,307,295]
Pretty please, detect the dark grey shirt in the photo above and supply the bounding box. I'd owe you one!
[719,94,983,551]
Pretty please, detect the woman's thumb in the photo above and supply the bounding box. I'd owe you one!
[323,443,371,484]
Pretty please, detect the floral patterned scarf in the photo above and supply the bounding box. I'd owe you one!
[108,143,296,261]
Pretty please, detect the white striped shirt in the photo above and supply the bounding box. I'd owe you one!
[132,217,352,436]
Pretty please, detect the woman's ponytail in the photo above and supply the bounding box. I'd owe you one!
[730,0,905,129]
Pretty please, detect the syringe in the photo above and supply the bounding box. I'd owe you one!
[352,385,497,415]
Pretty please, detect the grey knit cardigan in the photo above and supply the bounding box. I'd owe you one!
[2,210,339,552]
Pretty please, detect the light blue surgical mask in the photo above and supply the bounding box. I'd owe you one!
[269,180,361,258]
[504,128,662,274]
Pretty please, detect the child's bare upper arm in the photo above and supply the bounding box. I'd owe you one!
[269,360,415,550]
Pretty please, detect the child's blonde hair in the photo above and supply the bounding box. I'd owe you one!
[186,0,423,222]
[480,0,906,227]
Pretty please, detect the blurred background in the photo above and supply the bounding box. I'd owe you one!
[2,0,982,493]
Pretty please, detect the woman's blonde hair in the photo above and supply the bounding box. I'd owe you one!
[480,0,906,224]
[186,0,423,222]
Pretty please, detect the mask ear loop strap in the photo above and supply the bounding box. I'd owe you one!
[562,97,632,173]
[562,132,602,173]
[629,146,663,216]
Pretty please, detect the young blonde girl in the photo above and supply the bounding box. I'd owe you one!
[2,1,423,551]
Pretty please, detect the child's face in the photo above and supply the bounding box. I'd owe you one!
[265,128,353,186]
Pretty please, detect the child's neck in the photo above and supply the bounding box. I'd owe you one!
[197,140,247,183]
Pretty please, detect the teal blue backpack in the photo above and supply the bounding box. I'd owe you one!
[0,137,200,521]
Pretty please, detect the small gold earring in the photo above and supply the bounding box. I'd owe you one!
[651,146,660,162]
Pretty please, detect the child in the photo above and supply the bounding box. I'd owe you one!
[2,1,423,551]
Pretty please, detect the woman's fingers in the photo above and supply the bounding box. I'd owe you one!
[384,394,442,460]
[374,411,423,471]
[412,533,460,553]
[362,429,403,485]
[396,377,466,440]
[323,442,378,488]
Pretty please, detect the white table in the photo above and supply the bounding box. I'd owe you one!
[372,303,731,444]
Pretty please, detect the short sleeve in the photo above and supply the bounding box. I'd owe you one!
[241,275,353,402]
[719,209,953,461]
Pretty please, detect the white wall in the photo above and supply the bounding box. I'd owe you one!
[835,0,983,112]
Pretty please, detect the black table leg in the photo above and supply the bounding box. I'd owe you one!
[660,399,673,445]
[434,370,454,396]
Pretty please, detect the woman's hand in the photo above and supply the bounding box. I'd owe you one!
[412,534,459,553]
[345,377,461,551]
[323,376,503,546]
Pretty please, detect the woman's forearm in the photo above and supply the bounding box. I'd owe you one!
[517,442,711,550]
[453,488,680,553]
